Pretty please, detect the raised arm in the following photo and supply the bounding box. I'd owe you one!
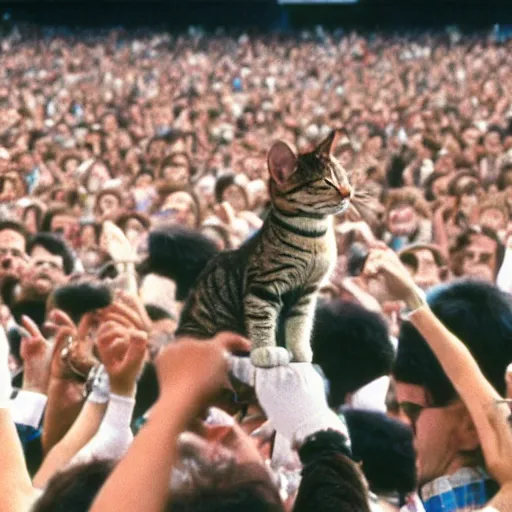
[0,326,36,512]
[42,311,99,454]
[33,379,108,489]
[90,332,251,512]
[364,248,512,488]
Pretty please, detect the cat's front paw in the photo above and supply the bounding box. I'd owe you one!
[251,347,290,368]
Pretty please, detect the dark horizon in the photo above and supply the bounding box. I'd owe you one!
[1,1,512,31]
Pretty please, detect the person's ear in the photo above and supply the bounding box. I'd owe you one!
[455,406,480,452]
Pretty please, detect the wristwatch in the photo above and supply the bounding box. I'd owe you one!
[84,364,110,403]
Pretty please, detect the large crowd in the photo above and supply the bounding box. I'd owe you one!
[1,24,512,511]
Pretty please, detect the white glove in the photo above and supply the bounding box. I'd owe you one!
[230,358,350,446]
[0,326,12,408]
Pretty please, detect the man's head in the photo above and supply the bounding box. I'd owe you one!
[399,244,447,290]
[484,126,504,157]
[451,226,504,282]
[385,188,430,238]
[32,460,114,512]
[344,409,417,498]
[478,199,509,234]
[95,189,123,220]
[23,233,74,299]
[0,220,29,284]
[41,207,80,248]
[393,280,512,486]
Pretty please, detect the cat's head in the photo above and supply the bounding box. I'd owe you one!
[267,130,353,217]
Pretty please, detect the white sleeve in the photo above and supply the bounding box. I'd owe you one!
[497,247,512,293]
[69,393,135,466]
[9,390,47,428]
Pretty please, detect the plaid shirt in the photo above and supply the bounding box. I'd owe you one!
[401,468,498,512]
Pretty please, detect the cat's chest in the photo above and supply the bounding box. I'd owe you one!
[310,233,337,278]
[248,228,337,284]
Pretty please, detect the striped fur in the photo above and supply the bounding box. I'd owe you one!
[176,131,353,367]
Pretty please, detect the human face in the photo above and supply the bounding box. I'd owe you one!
[159,192,197,229]
[51,214,79,247]
[435,155,454,175]
[98,194,120,219]
[480,208,506,233]
[0,229,28,283]
[102,114,118,133]
[461,234,498,282]
[411,249,441,289]
[395,383,468,486]
[462,127,480,148]
[223,184,247,213]
[431,175,451,198]
[244,157,262,181]
[458,192,478,217]
[64,158,80,175]
[135,174,152,189]
[162,157,190,188]
[388,205,419,237]
[484,132,502,156]
[367,135,383,155]
[195,177,215,210]
[87,164,110,193]
[148,140,167,162]
[80,225,97,249]
[25,245,67,296]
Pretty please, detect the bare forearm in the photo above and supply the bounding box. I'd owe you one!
[42,379,85,454]
[90,391,196,512]
[485,483,512,510]
[432,212,450,259]
[0,410,36,511]
[34,401,107,489]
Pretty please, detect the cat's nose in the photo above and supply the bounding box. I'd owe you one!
[338,185,352,200]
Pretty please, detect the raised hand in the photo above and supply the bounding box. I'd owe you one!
[20,315,53,394]
[99,291,152,334]
[48,310,99,382]
[156,332,251,410]
[363,245,425,309]
[96,322,148,397]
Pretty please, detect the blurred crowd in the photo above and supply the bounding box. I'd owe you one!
[1,25,512,512]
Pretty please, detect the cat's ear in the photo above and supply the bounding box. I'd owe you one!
[315,130,340,156]
[267,141,297,187]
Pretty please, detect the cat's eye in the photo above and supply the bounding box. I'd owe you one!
[323,178,339,190]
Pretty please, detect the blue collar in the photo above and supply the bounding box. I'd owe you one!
[421,468,498,512]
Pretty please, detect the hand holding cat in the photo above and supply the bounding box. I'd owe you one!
[229,358,349,446]
[157,332,251,412]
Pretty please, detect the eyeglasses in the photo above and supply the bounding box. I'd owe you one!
[0,247,28,261]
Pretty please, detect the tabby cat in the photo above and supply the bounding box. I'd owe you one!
[176,130,353,367]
